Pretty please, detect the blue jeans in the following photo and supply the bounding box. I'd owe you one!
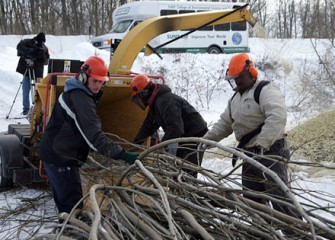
[43,162,83,213]
[22,75,31,112]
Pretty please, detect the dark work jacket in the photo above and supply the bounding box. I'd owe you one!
[39,77,122,166]
[134,84,208,143]
[16,38,49,78]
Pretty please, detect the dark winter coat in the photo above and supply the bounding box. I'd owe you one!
[134,84,207,143]
[16,38,49,78]
[39,77,122,166]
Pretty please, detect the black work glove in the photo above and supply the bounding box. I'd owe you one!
[119,151,139,164]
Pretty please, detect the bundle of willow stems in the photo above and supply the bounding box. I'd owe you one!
[27,137,335,240]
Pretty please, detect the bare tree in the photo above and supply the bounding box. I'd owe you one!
[0,0,8,34]
[299,0,310,38]
[329,0,335,45]
[249,0,269,31]
[276,0,296,38]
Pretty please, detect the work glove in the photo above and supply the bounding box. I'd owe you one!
[197,143,207,153]
[119,151,139,164]
[167,143,178,156]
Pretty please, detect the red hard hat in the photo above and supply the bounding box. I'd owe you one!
[82,56,109,82]
[228,53,253,76]
[130,74,151,97]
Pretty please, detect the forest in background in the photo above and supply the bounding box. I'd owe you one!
[0,0,334,43]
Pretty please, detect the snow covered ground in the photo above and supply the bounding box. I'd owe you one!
[0,35,334,238]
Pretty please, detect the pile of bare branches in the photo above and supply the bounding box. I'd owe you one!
[33,138,335,240]
[0,187,57,239]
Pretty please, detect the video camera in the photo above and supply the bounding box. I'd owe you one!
[17,45,45,61]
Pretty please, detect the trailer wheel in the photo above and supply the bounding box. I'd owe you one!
[0,135,23,188]
[207,46,221,54]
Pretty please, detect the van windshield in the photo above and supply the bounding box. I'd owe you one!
[110,20,133,33]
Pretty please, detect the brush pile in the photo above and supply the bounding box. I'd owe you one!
[32,138,335,240]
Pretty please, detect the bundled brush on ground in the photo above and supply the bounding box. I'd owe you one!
[31,137,335,240]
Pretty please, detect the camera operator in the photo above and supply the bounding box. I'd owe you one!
[16,32,49,115]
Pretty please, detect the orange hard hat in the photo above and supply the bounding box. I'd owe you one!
[227,53,256,77]
[130,74,151,97]
[82,56,109,82]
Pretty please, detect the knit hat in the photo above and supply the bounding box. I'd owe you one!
[35,32,46,43]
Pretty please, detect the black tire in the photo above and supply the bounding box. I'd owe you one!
[0,135,23,188]
[207,46,221,54]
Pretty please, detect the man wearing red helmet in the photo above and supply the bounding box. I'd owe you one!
[39,56,138,214]
[203,53,302,221]
[130,74,208,177]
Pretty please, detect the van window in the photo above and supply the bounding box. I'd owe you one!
[129,20,142,30]
[215,23,230,31]
[179,10,195,14]
[110,19,133,33]
[161,9,177,16]
[231,21,247,31]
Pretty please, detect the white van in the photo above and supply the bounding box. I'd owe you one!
[90,0,249,54]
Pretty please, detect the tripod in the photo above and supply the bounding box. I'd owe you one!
[6,59,36,119]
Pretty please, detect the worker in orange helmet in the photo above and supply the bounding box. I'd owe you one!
[130,74,208,177]
[39,56,138,214]
[202,53,302,226]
